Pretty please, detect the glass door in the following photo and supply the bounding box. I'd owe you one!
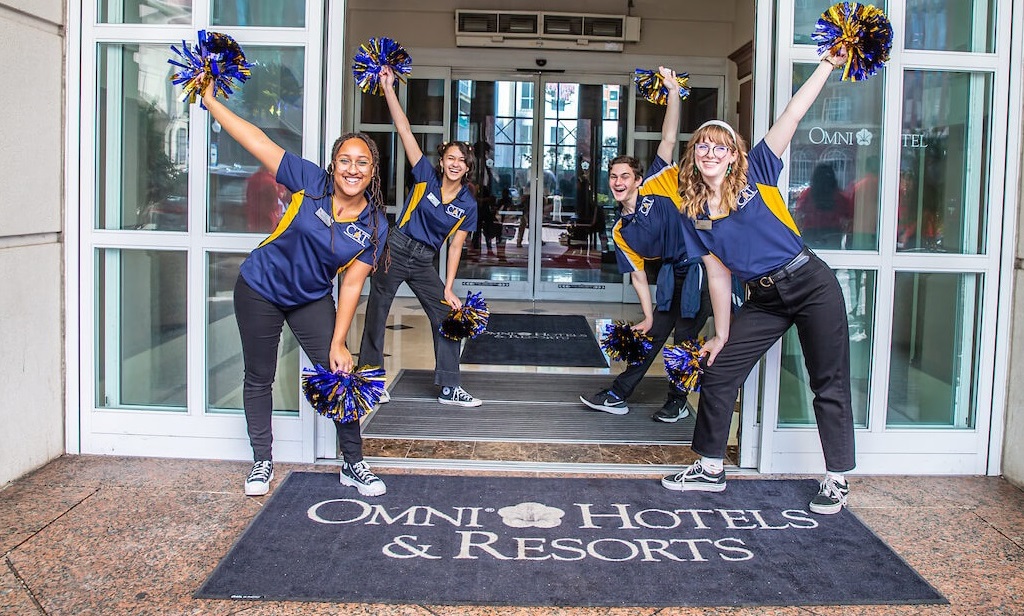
[451,74,629,301]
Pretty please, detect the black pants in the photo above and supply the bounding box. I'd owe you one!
[234,275,362,463]
[692,252,856,472]
[359,229,461,387]
[610,271,711,400]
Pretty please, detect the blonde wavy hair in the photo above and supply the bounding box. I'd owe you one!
[678,123,749,219]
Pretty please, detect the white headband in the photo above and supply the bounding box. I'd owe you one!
[696,120,738,145]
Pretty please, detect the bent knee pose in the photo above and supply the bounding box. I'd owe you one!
[358,66,481,407]
[202,85,389,498]
[580,67,710,422]
[663,48,856,515]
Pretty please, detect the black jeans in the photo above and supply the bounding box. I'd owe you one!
[234,275,363,463]
[358,229,461,387]
[692,251,856,472]
[610,271,711,401]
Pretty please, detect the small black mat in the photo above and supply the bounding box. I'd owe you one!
[461,313,608,367]
[197,472,946,607]
[361,369,694,443]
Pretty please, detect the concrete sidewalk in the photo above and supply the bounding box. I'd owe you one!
[2,455,1023,615]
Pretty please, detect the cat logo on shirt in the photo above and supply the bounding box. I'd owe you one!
[445,204,466,219]
[638,196,654,216]
[737,185,758,209]
[344,223,369,246]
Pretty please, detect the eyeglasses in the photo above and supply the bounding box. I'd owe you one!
[334,157,372,172]
[694,143,732,158]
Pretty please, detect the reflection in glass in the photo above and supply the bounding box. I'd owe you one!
[363,131,398,209]
[95,249,187,409]
[96,44,190,231]
[634,87,718,133]
[793,1,888,45]
[888,272,981,428]
[211,0,305,27]
[899,70,991,254]
[788,63,884,252]
[407,78,445,126]
[905,0,996,52]
[208,47,304,233]
[778,269,874,428]
[98,0,191,24]
[206,253,299,415]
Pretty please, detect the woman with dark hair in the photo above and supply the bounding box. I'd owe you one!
[200,84,389,498]
[793,162,852,249]
[358,66,482,407]
[665,48,856,515]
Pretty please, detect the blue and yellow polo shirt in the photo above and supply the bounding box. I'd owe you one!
[681,140,804,282]
[240,151,388,307]
[396,157,478,250]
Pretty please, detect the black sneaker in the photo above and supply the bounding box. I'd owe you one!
[661,460,726,492]
[244,460,274,496]
[438,386,482,407]
[340,460,387,497]
[579,389,629,415]
[652,397,693,423]
[809,477,849,515]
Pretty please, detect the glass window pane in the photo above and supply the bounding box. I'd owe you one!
[793,1,889,45]
[899,70,991,254]
[362,131,398,210]
[98,0,191,24]
[209,47,304,233]
[906,0,996,52]
[206,253,299,415]
[634,87,717,134]
[95,249,187,410]
[360,91,392,124]
[211,0,305,27]
[888,272,981,428]
[778,269,874,428]
[788,63,885,251]
[408,78,445,126]
[96,43,190,231]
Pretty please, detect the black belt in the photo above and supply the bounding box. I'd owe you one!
[751,247,812,289]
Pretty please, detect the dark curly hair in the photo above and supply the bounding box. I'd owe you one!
[435,141,475,185]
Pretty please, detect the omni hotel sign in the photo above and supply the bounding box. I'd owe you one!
[807,126,930,148]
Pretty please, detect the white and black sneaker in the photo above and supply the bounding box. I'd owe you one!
[661,460,726,492]
[579,389,629,415]
[378,389,391,404]
[340,460,387,497]
[438,386,482,407]
[652,396,693,423]
[244,460,274,496]
[809,476,849,515]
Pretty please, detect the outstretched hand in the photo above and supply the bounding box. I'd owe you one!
[379,65,396,91]
[659,66,678,93]
[823,46,849,69]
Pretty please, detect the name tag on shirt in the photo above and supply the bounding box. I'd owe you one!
[315,207,333,227]
[426,193,441,207]
[695,219,713,230]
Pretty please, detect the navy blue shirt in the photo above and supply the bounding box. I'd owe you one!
[240,152,388,307]
[612,155,690,273]
[396,157,478,250]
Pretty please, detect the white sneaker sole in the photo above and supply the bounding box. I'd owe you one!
[579,396,629,415]
[437,397,482,407]
[340,473,387,497]
[244,472,273,496]
[378,390,391,404]
[653,410,690,423]
[809,501,845,515]
[661,477,727,492]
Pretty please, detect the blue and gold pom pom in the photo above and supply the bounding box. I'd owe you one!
[301,364,386,424]
[663,339,704,393]
[169,30,253,107]
[811,2,892,82]
[352,37,413,95]
[633,69,690,106]
[600,321,654,365]
[439,292,490,341]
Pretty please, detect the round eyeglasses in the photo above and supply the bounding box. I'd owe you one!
[694,143,732,158]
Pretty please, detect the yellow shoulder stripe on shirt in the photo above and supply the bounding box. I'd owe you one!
[443,218,466,243]
[399,182,429,228]
[756,183,801,236]
[257,190,304,248]
[611,219,645,272]
[639,163,683,209]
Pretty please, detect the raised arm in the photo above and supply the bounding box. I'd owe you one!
[201,84,285,175]
[656,66,681,163]
[379,66,424,167]
[763,47,848,157]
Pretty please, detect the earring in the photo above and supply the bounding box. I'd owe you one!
[692,166,699,176]
[726,164,733,176]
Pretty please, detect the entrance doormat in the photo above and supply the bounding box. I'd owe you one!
[196,472,946,607]
[460,313,608,367]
